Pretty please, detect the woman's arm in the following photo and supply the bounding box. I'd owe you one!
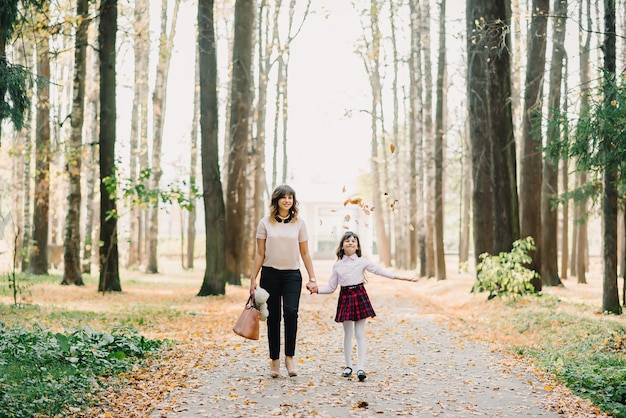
[249,238,266,295]
[299,240,317,285]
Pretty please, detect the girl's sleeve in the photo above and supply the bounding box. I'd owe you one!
[317,266,340,294]
[364,259,396,279]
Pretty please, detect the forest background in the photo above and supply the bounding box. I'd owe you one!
[0,0,625,309]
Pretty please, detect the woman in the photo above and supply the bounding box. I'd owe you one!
[249,184,317,378]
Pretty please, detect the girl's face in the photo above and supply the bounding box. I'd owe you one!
[277,194,293,213]
[342,236,359,256]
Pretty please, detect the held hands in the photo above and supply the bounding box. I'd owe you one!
[306,281,318,294]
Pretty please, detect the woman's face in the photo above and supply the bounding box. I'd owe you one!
[277,194,293,212]
[342,236,359,256]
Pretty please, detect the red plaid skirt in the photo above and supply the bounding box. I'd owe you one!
[334,283,376,322]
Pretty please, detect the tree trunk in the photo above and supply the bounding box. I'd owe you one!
[30,4,51,276]
[540,0,566,287]
[466,0,517,266]
[519,0,549,290]
[146,0,181,274]
[421,0,435,277]
[409,0,423,273]
[197,0,227,296]
[128,0,150,269]
[389,0,408,269]
[601,0,621,315]
[360,0,390,266]
[82,31,99,275]
[186,40,200,271]
[574,0,592,284]
[98,0,121,292]
[433,0,446,281]
[15,36,34,272]
[560,58,570,281]
[225,0,254,284]
[61,0,90,286]
[459,121,472,266]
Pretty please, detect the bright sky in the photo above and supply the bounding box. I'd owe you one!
[116,0,382,199]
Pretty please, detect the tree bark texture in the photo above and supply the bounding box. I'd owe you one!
[225,0,254,283]
[128,0,150,269]
[62,0,90,286]
[198,0,227,296]
[421,0,435,277]
[540,0,567,287]
[519,0,549,290]
[186,40,200,271]
[601,0,621,314]
[466,0,518,267]
[98,0,121,292]
[434,0,446,281]
[30,5,51,276]
[146,0,181,274]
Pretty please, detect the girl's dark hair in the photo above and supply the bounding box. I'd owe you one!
[336,231,361,259]
[269,184,299,223]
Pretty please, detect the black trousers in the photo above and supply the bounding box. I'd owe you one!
[260,266,302,360]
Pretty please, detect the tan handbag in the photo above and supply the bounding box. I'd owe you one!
[233,296,261,340]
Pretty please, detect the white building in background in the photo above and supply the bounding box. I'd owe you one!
[292,181,375,261]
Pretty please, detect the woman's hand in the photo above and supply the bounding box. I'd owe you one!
[306,282,318,294]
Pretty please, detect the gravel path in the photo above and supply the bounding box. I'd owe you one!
[150,262,567,417]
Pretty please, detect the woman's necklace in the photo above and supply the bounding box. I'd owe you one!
[275,213,292,223]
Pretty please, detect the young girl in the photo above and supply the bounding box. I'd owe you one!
[310,231,416,381]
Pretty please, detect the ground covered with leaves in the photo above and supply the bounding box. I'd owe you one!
[0,258,622,417]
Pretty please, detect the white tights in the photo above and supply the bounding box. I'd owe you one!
[342,319,367,371]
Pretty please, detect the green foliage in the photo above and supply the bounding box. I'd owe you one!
[102,166,201,221]
[472,237,538,301]
[509,310,626,418]
[546,71,626,205]
[0,322,163,417]
[0,60,32,132]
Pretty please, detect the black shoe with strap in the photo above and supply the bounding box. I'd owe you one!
[341,367,352,377]
[357,370,366,381]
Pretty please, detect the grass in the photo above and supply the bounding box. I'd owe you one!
[505,298,626,417]
[0,270,170,417]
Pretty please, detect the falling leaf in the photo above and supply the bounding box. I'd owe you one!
[390,144,396,153]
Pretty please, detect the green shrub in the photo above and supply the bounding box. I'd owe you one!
[0,322,163,417]
[472,236,538,300]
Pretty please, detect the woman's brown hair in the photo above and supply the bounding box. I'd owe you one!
[269,184,299,223]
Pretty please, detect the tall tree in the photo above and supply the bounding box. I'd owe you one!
[360,0,391,266]
[146,0,181,274]
[186,39,200,271]
[82,27,99,275]
[466,0,518,266]
[30,2,51,275]
[128,0,150,269]
[98,0,121,292]
[421,0,435,277]
[572,0,591,284]
[408,0,424,273]
[61,0,91,286]
[225,0,254,284]
[197,0,227,296]
[600,0,620,314]
[433,0,446,281]
[519,0,549,290]
[541,0,567,287]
